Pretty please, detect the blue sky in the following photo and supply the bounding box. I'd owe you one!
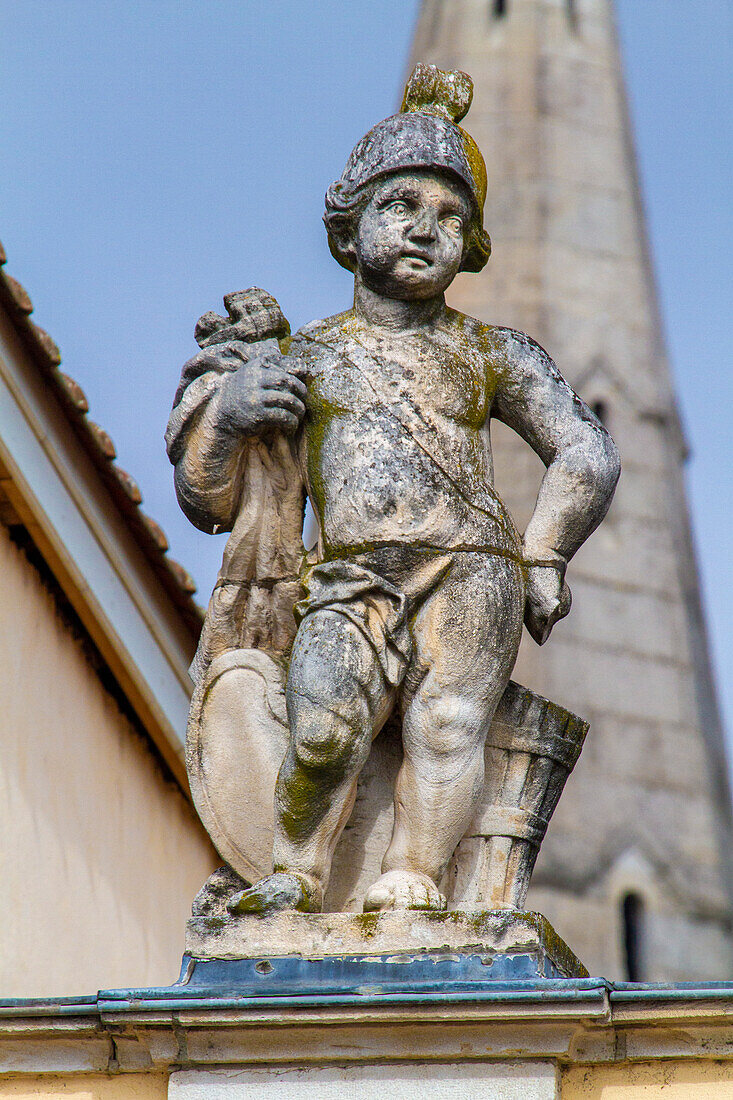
[1,0,731,732]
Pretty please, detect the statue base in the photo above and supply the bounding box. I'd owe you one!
[182,908,587,987]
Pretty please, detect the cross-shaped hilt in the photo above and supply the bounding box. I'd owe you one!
[194,288,290,349]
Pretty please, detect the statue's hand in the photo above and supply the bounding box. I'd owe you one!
[212,341,307,437]
[524,563,571,646]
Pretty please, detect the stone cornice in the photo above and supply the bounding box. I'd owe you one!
[3,983,733,1075]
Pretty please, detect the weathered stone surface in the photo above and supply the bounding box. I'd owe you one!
[169,1063,560,1099]
[169,62,618,931]
[185,907,587,980]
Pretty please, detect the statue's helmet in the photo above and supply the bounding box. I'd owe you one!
[325,64,491,274]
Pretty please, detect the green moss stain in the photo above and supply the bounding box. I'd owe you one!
[352,912,380,938]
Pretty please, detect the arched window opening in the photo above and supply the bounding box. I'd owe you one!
[302,498,319,551]
[566,0,578,31]
[492,0,507,19]
[590,399,608,426]
[622,892,645,982]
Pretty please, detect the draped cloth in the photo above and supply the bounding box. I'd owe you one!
[166,338,306,685]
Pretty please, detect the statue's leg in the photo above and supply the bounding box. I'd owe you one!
[364,554,524,912]
[232,609,393,915]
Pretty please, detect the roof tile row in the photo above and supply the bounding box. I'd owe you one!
[0,241,202,637]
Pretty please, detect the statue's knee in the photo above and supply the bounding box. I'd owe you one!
[294,718,362,774]
[291,612,379,700]
[408,692,487,758]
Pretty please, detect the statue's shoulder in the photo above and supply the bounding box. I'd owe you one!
[442,309,521,360]
[490,325,551,361]
[444,310,537,355]
[446,310,554,369]
[294,310,354,346]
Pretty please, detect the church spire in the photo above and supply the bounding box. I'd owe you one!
[408,0,733,980]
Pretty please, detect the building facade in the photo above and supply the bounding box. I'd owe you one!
[0,244,217,997]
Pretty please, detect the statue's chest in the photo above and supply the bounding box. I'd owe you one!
[306,336,489,429]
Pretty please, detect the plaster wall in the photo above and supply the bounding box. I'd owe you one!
[562,1060,733,1098]
[2,1061,733,1099]
[0,522,217,997]
[0,1079,166,1100]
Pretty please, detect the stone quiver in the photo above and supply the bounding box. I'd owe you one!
[450,684,588,909]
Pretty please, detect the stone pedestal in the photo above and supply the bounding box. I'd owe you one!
[182,908,587,988]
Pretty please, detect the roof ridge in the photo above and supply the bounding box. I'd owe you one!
[0,239,203,637]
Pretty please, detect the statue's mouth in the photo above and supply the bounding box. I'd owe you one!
[401,251,431,267]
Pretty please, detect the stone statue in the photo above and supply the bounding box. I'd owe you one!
[167,65,620,928]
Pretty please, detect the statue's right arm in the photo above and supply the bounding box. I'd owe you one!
[166,341,307,534]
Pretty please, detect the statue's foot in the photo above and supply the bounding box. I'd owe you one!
[192,866,250,918]
[228,871,322,916]
[363,870,447,913]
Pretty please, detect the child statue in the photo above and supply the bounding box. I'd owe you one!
[167,65,620,918]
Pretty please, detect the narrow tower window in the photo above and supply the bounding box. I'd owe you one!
[566,0,578,31]
[622,892,645,982]
[492,0,507,19]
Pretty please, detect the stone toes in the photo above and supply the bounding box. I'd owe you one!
[363,884,394,912]
[409,885,428,909]
[227,873,305,915]
[363,871,447,913]
[227,888,256,914]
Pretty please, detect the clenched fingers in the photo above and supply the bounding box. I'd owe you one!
[262,406,301,433]
[259,366,307,400]
[261,388,306,418]
[190,340,252,371]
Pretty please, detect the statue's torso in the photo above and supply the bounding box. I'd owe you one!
[293,310,521,558]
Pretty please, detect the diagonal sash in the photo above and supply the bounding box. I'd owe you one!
[297,329,521,554]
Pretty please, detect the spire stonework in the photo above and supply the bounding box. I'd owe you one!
[408,0,733,980]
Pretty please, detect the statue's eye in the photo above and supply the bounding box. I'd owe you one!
[386,200,410,216]
[441,215,464,235]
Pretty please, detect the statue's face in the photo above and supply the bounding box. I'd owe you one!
[354,171,471,300]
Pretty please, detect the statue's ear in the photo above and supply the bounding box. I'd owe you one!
[325,220,359,274]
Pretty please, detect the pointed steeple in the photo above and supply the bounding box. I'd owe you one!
[408,0,733,980]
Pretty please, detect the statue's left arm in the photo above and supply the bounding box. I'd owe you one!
[492,329,621,643]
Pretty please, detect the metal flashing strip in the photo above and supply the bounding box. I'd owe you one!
[174,950,578,992]
[0,996,98,1018]
[0,980,611,1021]
[96,987,611,1016]
[610,982,733,1003]
[3,979,733,1023]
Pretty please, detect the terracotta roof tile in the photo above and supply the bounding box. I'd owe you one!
[167,557,197,595]
[57,372,89,413]
[3,272,33,314]
[113,466,143,505]
[87,420,117,461]
[0,238,201,636]
[29,322,62,366]
[140,512,169,553]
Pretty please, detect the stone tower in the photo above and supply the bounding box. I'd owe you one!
[408,0,733,980]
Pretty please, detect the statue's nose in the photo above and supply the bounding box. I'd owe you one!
[409,210,437,242]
